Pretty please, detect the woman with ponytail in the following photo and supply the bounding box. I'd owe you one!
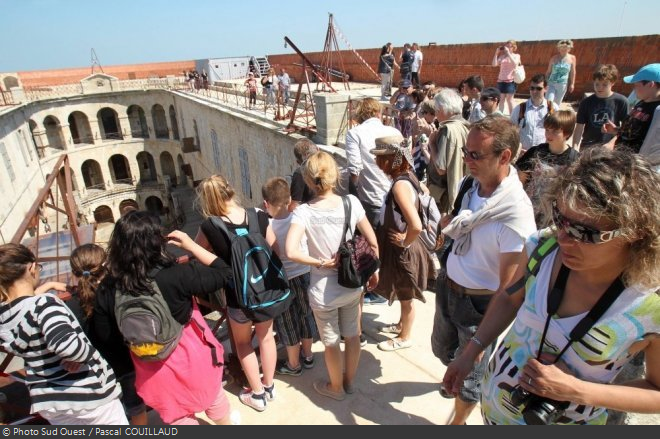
[67,244,148,425]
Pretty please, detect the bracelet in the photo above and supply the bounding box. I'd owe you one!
[470,336,485,350]
[317,259,324,269]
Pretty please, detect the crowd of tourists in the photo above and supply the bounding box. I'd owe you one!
[0,39,658,426]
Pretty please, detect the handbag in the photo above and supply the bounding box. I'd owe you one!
[513,64,526,84]
[337,197,380,289]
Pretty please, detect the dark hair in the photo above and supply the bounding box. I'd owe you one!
[544,110,577,139]
[106,210,175,296]
[531,74,547,87]
[69,244,107,318]
[0,244,35,302]
[481,87,501,102]
[380,45,389,56]
[465,75,484,92]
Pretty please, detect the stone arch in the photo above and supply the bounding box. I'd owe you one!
[97,108,123,140]
[160,151,177,187]
[108,154,132,184]
[68,111,93,145]
[81,160,105,190]
[136,151,157,183]
[145,196,165,216]
[119,199,139,217]
[93,205,115,224]
[3,76,19,91]
[43,115,65,150]
[127,105,149,139]
[58,167,78,192]
[169,105,180,140]
[152,104,169,139]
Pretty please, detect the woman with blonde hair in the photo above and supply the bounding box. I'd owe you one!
[195,174,278,412]
[285,151,379,400]
[493,40,522,115]
[546,39,577,106]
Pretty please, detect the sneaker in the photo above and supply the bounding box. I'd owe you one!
[263,383,276,402]
[360,333,368,347]
[364,292,387,305]
[275,360,303,376]
[377,338,412,351]
[239,389,267,412]
[301,355,314,369]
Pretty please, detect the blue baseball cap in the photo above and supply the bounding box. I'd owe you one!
[623,63,660,84]
[400,79,412,89]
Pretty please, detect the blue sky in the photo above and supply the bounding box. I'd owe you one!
[1,0,658,72]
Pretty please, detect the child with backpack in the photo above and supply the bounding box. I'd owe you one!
[262,178,319,376]
[106,211,237,425]
[195,175,283,412]
[67,244,147,425]
[0,244,127,425]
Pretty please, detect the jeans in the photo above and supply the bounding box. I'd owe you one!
[431,273,495,403]
[381,73,392,98]
[546,82,568,106]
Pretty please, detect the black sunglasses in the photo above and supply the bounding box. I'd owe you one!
[530,86,544,91]
[551,200,622,244]
[461,146,497,161]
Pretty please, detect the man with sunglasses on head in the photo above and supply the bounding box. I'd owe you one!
[480,87,503,117]
[431,116,536,425]
[511,74,555,152]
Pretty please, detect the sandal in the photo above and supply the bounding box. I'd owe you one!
[377,338,412,352]
[313,380,346,401]
[379,324,401,334]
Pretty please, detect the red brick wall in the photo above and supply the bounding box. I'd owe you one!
[18,61,196,88]
[269,35,659,100]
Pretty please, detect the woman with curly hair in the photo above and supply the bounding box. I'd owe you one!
[444,148,660,425]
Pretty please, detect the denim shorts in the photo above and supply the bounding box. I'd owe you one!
[431,273,495,404]
[497,81,517,94]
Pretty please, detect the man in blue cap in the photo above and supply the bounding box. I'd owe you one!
[390,79,416,138]
[604,63,660,157]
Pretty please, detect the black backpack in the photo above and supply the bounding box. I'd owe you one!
[211,209,292,322]
[114,269,183,362]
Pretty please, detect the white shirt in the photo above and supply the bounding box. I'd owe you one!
[511,99,552,151]
[412,50,424,73]
[345,118,402,206]
[278,73,290,89]
[447,175,536,291]
[291,196,365,310]
[270,214,310,280]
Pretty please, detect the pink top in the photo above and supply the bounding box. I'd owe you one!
[133,304,224,424]
[497,53,521,83]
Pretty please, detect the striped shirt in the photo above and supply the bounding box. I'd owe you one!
[0,294,121,414]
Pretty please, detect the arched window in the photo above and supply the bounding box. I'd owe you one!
[169,105,180,140]
[152,104,169,139]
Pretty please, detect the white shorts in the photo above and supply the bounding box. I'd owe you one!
[39,398,129,425]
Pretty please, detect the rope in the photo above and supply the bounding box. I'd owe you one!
[332,19,381,82]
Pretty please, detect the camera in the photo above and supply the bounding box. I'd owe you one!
[510,386,569,425]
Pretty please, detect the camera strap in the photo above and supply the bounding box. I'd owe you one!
[537,264,625,364]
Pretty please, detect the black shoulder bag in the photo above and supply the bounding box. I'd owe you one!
[337,196,380,289]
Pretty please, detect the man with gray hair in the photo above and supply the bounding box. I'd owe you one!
[289,138,319,212]
[432,116,536,425]
[428,88,471,213]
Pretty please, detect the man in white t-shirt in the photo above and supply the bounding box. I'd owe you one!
[431,116,536,425]
[411,43,424,88]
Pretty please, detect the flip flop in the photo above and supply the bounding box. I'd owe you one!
[313,380,346,401]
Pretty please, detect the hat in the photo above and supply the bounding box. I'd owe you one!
[481,87,501,101]
[400,79,412,89]
[248,72,254,76]
[624,64,660,84]
[371,134,414,169]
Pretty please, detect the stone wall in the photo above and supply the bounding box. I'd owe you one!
[269,35,659,101]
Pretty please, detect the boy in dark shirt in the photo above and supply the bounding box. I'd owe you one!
[573,64,629,150]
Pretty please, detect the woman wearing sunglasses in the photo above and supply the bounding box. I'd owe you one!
[443,148,660,425]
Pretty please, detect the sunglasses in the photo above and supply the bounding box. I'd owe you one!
[461,146,497,161]
[480,96,497,102]
[530,86,544,91]
[551,200,622,244]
